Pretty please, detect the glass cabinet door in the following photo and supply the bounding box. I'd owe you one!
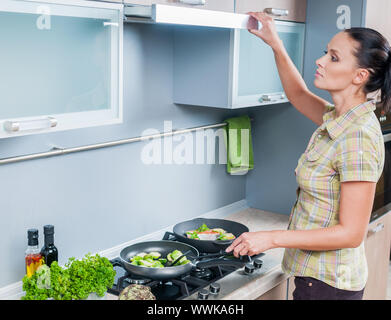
[0,0,123,138]
[232,21,305,108]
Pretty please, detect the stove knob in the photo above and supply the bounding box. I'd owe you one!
[210,282,221,295]
[198,288,209,300]
[244,263,255,275]
[253,259,263,269]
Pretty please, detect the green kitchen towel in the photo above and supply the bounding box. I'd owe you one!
[223,115,254,175]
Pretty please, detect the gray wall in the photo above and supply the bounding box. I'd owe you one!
[0,23,249,287]
[0,0,368,288]
[245,0,366,214]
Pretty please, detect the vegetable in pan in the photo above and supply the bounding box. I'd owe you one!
[130,250,190,268]
[185,223,236,241]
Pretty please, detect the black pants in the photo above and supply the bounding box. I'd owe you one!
[293,276,365,300]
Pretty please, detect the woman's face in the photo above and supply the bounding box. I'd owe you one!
[314,32,363,92]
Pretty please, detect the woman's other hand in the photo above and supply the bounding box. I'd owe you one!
[225,231,277,257]
[247,12,282,50]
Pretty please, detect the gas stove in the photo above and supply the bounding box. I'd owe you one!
[107,232,266,300]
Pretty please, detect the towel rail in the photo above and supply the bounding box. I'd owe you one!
[0,119,253,165]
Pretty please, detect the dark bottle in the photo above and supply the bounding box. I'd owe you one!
[40,225,58,267]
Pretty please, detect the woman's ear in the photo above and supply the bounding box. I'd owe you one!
[353,68,370,86]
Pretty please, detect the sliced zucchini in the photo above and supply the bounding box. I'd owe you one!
[148,251,161,259]
[139,259,154,267]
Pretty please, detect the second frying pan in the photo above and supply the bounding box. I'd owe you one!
[173,218,249,253]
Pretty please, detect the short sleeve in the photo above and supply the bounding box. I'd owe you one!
[333,128,380,183]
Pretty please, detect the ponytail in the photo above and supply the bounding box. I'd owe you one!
[381,53,391,114]
[344,28,391,114]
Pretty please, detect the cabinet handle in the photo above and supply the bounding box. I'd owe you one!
[260,93,286,102]
[4,117,57,133]
[179,0,206,5]
[367,222,385,236]
[263,8,289,17]
[103,22,119,27]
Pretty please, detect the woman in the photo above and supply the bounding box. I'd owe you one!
[225,12,390,300]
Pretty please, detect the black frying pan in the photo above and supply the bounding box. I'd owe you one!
[120,240,199,281]
[173,218,249,253]
[119,240,251,281]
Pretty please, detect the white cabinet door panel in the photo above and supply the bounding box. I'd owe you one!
[0,0,123,138]
[124,0,235,12]
[173,21,305,109]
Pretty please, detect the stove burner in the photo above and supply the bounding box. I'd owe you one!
[190,267,214,280]
[150,282,181,300]
[127,274,152,285]
[117,274,151,291]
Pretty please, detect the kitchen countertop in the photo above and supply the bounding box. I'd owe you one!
[107,207,290,300]
[0,205,289,300]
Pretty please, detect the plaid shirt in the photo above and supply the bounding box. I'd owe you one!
[281,100,385,291]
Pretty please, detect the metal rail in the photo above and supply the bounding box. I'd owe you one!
[0,120,241,165]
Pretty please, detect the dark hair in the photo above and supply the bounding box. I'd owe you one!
[344,27,391,114]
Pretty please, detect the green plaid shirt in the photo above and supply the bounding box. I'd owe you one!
[281,100,385,291]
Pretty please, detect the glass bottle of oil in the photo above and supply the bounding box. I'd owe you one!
[25,229,43,277]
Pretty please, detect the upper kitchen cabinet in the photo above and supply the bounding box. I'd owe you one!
[0,0,123,139]
[364,0,391,102]
[173,21,305,109]
[365,0,391,44]
[235,0,307,23]
[94,0,122,3]
[123,0,235,13]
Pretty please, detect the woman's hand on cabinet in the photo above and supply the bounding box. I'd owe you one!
[247,12,283,51]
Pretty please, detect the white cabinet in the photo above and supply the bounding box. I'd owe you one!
[94,0,122,3]
[0,0,123,138]
[257,279,288,300]
[235,0,307,23]
[123,0,235,13]
[365,0,391,44]
[364,0,391,102]
[173,21,305,109]
[363,213,391,300]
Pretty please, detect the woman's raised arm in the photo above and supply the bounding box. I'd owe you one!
[248,12,329,126]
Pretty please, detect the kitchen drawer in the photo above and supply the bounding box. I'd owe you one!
[123,0,151,5]
[257,279,288,300]
[235,0,307,22]
[287,276,295,300]
[364,212,391,300]
[124,0,235,12]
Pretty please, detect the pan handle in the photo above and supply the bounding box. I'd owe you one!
[197,250,226,260]
[196,258,246,269]
[212,240,233,246]
[195,255,252,269]
[110,257,123,268]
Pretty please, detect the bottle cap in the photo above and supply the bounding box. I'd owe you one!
[43,225,54,235]
[27,229,39,246]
